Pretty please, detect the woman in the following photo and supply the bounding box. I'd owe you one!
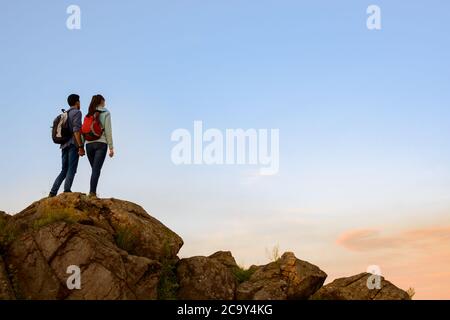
[85,94,114,197]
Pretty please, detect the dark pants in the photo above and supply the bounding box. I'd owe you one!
[86,142,108,195]
[50,145,79,195]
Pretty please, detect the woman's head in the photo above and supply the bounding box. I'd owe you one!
[88,94,105,115]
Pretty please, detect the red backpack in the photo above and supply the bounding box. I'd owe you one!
[81,111,104,141]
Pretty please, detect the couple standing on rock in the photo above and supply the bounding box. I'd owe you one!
[49,94,114,198]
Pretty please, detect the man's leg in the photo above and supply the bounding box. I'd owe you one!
[63,145,80,193]
[49,148,69,196]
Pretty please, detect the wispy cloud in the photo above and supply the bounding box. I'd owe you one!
[336,226,450,252]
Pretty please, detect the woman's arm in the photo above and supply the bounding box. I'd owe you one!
[104,112,114,157]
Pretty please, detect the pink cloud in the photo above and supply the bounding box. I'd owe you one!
[336,226,450,252]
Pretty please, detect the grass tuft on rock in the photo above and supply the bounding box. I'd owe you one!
[233,266,255,284]
[157,259,179,300]
[33,209,77,230]
[114,227,139,254]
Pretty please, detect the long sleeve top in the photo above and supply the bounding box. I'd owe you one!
[61,107,82,149]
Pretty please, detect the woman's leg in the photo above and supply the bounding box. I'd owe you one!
[89,143,108,195]
[86,143,95,168]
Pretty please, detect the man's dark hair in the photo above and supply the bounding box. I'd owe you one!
[67,94,80,107]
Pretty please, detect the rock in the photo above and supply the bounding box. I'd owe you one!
[311,272,411,300]
[0,255,15,300]
[5,222,161,300]
[237,275,287,300]
[177,256,237,300]
[1,211,16,300]
[0,211,11,243]
[0,195,412,301]
[236,252,327,300]
[248,265,260,273]
[209,251,239,271]
[8,193,183,261]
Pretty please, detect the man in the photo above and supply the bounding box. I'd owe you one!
[49,94,85,197]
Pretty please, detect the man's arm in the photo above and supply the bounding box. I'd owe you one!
[74,131,83,147]
[72,110,85,156]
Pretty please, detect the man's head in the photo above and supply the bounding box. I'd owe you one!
[67,94,80,109]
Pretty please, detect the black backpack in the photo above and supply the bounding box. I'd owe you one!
[52,109,74,145]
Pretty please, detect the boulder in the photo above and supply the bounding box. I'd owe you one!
[311,272,410,300]
[208,251,239,272]
[236,252,327,300]
[177,256,236,300]
[1,193,184,300]
[8,193,183,261]
[5,222,161,300]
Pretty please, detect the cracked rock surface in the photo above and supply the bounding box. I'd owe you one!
[177,255,237,300]
[311,273,411,300]
[236,252,327,300]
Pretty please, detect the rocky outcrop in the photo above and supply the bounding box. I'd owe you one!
[208,251,239,272]
[177,255,237,300]
[8,193,183,261]
[0,195,411,300]
[236,252,327,300]
[311,273,411,300]
[0,193,182,300]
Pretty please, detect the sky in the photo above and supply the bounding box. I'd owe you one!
[1,0,449,299]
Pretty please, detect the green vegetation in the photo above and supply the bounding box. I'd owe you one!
[1,207,79,250]
[114,227,139,254]
[233,266,256,284]
[33,209,77,230]
[157,259,179,300]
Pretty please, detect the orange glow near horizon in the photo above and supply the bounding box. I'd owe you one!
[336,226,450,299]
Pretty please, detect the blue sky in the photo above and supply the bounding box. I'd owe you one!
[1,1,450,298]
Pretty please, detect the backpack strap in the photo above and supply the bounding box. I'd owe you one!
[66,108,77,116]
[94,110,105,130]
